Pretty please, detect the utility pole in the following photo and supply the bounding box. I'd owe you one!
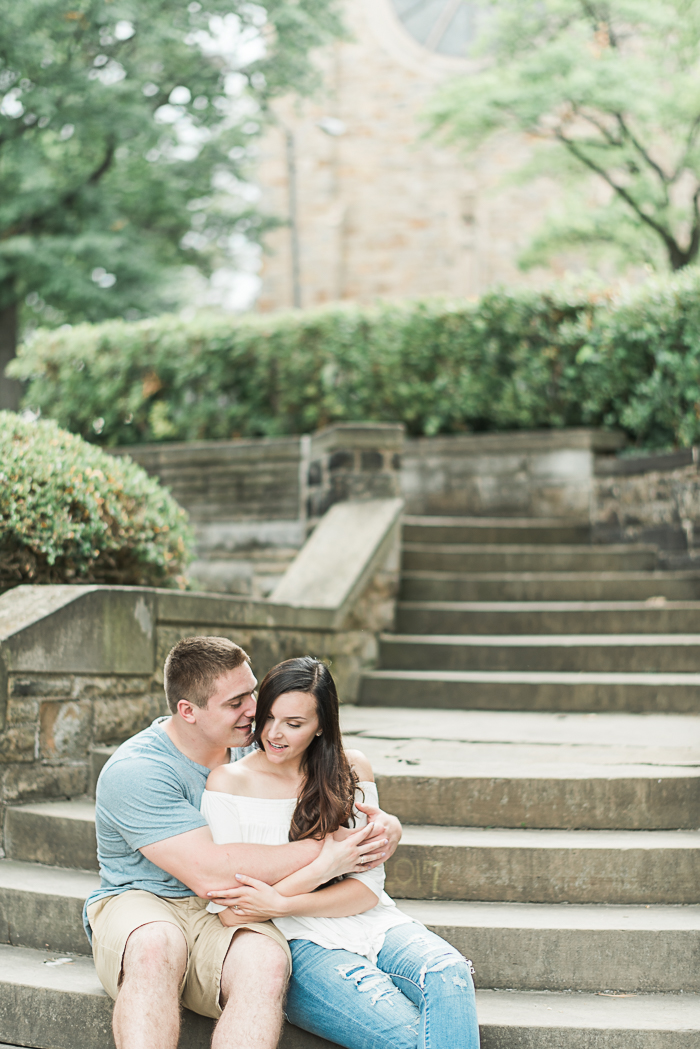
[285,128,302,309]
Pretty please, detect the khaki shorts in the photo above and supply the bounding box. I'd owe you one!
[86,890,291,1019]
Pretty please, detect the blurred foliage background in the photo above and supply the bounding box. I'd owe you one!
[12,266,700,450]
[0,0,342,404]
[430,0,700,275]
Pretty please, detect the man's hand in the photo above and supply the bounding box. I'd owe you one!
[354,802,402,871]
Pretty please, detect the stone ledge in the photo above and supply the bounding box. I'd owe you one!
[405,428,626,457]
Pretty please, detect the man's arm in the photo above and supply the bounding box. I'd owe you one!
[140,826,322,898]
[140,820,383,899]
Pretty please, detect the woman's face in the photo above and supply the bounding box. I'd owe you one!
[260,690,320,766]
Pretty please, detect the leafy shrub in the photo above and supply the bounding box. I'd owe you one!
[9,267,700,449]
[0,412,192,592]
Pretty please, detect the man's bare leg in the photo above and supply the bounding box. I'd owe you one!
[214,930,289,1049]
[113,922,188,1049]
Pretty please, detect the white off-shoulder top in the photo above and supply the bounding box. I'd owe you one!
[201,781,415,963]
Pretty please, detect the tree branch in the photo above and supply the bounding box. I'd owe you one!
[671,114,700,184]
[0,136,117,242]
[687,183,700,264]
[554,129,686,265]
[614,112,669,192]
[576,106,622,148]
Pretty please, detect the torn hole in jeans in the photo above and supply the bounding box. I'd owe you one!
[401,933,475,989]
[334,963,402,1005]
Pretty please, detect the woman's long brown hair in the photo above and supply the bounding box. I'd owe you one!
[252,656,360,840]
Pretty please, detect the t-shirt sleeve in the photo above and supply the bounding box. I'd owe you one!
[97,757,208,851]
[347,780,385,899]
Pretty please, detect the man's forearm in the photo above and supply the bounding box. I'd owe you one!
[141,828,322,897]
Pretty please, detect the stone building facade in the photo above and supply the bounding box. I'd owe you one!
[256,0,563,312]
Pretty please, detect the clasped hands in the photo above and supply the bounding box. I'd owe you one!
[206,802,396,924]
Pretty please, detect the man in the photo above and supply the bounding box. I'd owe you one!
[85,635,402,1049]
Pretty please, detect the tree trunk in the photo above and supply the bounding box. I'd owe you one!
[0,300,21,412]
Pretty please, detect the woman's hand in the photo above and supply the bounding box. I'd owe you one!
[214,874,292,924]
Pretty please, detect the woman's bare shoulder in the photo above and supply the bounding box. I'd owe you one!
[206,755,258,794]
[346,748,375,783]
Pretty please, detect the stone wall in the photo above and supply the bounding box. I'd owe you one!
[120,427,623,596]
[0,498,402,831]
[593,448,700,565]
[115,423,403,597]
[402,429,625,519]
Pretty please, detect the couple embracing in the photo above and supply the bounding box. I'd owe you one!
[84,635,480,1049]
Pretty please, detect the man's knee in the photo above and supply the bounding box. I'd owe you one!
[121,921,188,988]
[221,931,289,1004]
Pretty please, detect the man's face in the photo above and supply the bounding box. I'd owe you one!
[191,663,258,750]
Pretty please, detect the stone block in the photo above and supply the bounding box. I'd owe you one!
[70,676,152,699]
[0,725,36,764]
[92,693,167,745]
[5,699,38,726]
[1,763,88,805]
[10,676,73,698]
[307,460,322,485]
[39,702,92,762]
[0,587,156,676]
[329,449,354,472]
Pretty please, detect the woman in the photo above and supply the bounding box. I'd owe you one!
[201,656,480,1049]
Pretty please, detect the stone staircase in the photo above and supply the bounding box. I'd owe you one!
[2,514,700,1047]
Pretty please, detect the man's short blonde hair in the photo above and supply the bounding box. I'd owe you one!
[164,636,250,714]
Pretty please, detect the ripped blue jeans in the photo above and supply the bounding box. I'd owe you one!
[285,923,480,1049]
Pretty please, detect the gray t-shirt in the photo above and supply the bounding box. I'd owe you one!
[83,716,251,941]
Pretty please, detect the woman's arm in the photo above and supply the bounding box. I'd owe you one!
[217,870,378,925]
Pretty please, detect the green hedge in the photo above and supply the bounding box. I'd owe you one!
[0,412,192,591]
[10,268,700,448]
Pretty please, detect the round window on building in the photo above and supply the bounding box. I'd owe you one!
[391,0,480,57]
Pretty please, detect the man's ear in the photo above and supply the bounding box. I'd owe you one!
[177,698,198,724]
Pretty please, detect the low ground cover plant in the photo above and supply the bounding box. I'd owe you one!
[9,267,700,449]
[0,412,192,592]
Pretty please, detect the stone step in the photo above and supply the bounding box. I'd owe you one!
[2,862,699,993]
[400,571,700,603]
[10,709,700,854]
[0,860,97,955]
[378,633,700,673]
[400,899,700,993]
[386,826,700,905]
[359,667,700,713]
[403,516,591,546]
[2,943,699,1049]
[4,799,98,871]
[0,942,329,1049]
[9,801,700,904]
[341,707,700,829]
[396,600,700,635]
[402,543,658,574]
